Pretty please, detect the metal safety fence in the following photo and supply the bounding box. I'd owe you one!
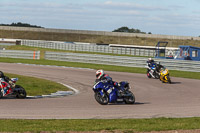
[21,39,180,57]
[0,50,40,59]
[45,51,200,72]
[21,40,157,57]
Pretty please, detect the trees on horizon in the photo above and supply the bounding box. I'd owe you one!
[113,26,151,34]
[0,22,43,28]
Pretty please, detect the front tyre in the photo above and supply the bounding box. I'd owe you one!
[94,91,109,105]
[147,71,151,78]
[155,73,160,79]
[125,92,135,104]
[167,76,172,84]
[15,85,27,99]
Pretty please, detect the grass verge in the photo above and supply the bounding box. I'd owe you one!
[0,118,200,132]
[5,73,69,96]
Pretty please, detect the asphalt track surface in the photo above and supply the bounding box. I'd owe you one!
[0,62,199,119]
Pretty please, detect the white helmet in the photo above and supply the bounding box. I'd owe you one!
[148,58,152,61]
[96,69,104,79]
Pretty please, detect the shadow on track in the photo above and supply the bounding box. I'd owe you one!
[108,102,150,106]
[134,102,150,105]
[0,97,29,100]
[170,82,181,84]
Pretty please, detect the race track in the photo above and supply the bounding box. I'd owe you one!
[0,62,200,119]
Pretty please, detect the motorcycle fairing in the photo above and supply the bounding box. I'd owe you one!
[93,81,118,103]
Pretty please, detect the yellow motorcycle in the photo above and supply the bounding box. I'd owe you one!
[159,67,172,84]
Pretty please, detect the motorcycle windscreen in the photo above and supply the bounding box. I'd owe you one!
[109,89,118,103]
[93,81,104,91]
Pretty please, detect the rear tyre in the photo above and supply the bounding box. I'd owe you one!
[155,73,160,79]
[15,85,27,99]
[0,90,3,99]
[94,91,109,105]
[125,92,135,104]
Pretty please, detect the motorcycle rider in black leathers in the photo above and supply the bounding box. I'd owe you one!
[146,58,156,75]
[95,69,123,95]
[146,58,155,69]
[146,58,165,79]
[95,69,112,83]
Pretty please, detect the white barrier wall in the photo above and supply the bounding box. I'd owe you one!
[45,51,200,72]
[0,50,40,59]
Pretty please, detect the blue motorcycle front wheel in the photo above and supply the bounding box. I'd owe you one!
[125,92,135,104]
[94,91,109,105]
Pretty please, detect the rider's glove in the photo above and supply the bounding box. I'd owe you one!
[114,82,119,86]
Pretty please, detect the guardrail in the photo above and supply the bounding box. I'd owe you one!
[45,51,200,72]
[0,50,40,59]
[21,39,156,56]
[21,39,178,57]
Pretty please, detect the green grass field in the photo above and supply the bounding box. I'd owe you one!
[0,118,200,132]
[5,73,69,96]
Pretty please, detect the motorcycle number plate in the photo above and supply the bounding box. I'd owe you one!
[163,70,167,74]
[117,99,123,102]
[107,88,112,94]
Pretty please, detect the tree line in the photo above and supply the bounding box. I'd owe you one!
[0,22,43,28]
[113,26,152,34]
[0,22,152,34]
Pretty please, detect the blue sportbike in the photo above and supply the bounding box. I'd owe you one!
[93,80,135,105]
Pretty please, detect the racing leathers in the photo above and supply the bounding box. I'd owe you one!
[95,74,123,94]
[146,60,156,75]
[0,71,15,90]
[95,74,112,83]
[146,60,155,70]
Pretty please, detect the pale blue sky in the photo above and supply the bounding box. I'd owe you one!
[0,0,200,36]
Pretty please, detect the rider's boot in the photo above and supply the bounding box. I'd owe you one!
[8,81,15,90]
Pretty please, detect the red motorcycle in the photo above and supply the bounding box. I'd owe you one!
[0,78,26,99]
